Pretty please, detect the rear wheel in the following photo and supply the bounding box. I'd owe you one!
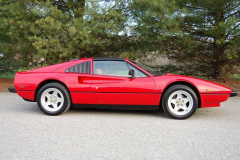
[37,83,71,115]
[162,85,198,119]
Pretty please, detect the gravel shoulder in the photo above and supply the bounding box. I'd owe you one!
[0,92,240,160]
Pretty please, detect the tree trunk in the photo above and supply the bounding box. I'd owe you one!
[215,46,227,79]
[214,10,227,80]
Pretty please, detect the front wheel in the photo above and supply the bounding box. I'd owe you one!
[162,85,198,119]
[37,83,71,116]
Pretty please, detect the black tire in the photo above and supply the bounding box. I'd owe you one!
[37,83,71,116]
[162,85,198,119]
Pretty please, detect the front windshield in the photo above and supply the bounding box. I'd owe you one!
[130,60,164,76]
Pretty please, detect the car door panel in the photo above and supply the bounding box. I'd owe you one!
[92,75,155,105]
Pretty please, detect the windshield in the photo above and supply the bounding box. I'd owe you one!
[130,60,164,76]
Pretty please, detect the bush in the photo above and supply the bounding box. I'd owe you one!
[0,58,30,78]
[228,74,240,81]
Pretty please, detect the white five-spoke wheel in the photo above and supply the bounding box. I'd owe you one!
[41,88,64,112]
[168,90,193,116]
[162,85,198,119]
[37,83,71,115]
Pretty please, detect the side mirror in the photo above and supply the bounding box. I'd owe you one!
[128,69,135,78]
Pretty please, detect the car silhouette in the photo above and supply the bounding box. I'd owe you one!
[9,57,237,119]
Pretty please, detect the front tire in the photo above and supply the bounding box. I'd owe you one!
[37,83,71,116]
[162,85,198,119]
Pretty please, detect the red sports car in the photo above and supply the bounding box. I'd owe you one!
[8,58,237,119]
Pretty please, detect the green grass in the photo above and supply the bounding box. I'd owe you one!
[228,74,240,81]
[0,67,30,79]
[0,72,15,79]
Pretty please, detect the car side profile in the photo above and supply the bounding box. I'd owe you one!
[9,58,237,119]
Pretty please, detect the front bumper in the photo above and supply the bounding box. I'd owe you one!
[230,91,238,97]
[8,87,16,93]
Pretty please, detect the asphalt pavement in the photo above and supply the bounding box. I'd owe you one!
[0,92,240,160]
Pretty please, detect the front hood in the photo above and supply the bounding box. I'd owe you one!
[153,74,232,94]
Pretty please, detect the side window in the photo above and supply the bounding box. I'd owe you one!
[127,63,147,77]
[65,61,90,74]
[94,61,129,77]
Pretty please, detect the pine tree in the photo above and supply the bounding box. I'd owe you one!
[131,0,240,79]
[0,0,128,64]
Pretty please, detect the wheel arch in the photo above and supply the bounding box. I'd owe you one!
[160,81,201,108]
[34,79,71,102]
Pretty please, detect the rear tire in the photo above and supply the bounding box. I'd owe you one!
[162,85,198,119]
[37,83,71,116]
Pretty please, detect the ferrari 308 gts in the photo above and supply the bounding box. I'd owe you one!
[9,58,237,119]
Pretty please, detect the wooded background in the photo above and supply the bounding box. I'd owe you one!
[0,0,239,80]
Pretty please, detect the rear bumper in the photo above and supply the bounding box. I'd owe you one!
[8,87,16,93]
[230,91,238,97]
[8,87,35,101]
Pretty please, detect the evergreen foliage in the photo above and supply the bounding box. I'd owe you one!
[0,0,129,64]
[0,0,239,79]
[131,0,240,79]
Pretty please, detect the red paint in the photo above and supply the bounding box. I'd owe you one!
[91,75,155,105]
[200,94,230,107]
[71,92,98,104]
[17,91,35,101]
[14,58,233,108]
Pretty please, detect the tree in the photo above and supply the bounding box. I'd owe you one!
[0,0,38,65]
[0,0,129,64]
[131,0,240,79]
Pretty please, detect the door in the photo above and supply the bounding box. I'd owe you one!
[92,60,156,105]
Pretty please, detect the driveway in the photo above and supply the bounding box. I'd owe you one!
[0,92,240,160]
